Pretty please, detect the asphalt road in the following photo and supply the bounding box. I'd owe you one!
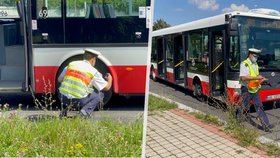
[149,79,280,144]
[0,93,145,122]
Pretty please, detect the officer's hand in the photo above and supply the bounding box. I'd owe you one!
[256,75,264,80]
[260,77,268,83]
[105,73,112,81]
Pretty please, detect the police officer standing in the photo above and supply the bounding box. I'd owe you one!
[58,49,112,117]
[238,48,273,132]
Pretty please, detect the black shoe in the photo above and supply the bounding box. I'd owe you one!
[263,125,273,132]
[268,124,275,129]
[80,109,90,118]
[59,109,68,118]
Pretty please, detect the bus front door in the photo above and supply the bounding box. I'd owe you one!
[157,38,166,79]
[0,1,29,91]
[210,30,226,97]
[174,35,184,86]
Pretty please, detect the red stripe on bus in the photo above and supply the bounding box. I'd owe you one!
[154,69,158,76]
[34,65,147,94]
[34,66,59,94]
[166,72,175,83]
[108,65,147,94]
[201,81,210,96]
[259,89,280,102]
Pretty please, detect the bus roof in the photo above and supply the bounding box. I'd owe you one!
[152,11,280,37]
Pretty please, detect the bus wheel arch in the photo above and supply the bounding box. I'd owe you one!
[56,55,114,105]
[192,77,206,102]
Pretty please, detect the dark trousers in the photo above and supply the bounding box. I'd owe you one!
[59,91,104,114]
[237,86,270,127]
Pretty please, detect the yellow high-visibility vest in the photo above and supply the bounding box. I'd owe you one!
[59,61,94,99]
[242,59,261,94]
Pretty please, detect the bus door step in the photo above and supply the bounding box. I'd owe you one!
[212,90,222,96]
[212,96,223,101]
[158,75,165,79]
[175,79,184,84]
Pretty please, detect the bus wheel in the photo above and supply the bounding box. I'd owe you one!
[150,66,157,82]
[94,58,113,106]
[193,82,205,102]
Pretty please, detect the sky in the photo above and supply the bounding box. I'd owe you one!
[153,0,280,26]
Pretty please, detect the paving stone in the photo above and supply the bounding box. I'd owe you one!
[145,111,263,158]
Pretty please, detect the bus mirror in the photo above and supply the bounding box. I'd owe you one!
[230,18,238,31]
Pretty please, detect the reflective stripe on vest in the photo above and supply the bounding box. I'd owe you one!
[59,61,94,99]
[242,59,261,93]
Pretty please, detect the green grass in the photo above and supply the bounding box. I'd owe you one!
[0,115,143,157]
[264,143,280,157]
[148,95,177,111]
[223,106,259,147]
[189,108,259,147]
[189,112,224,126]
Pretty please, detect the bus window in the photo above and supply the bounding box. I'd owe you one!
[32,0,63,44]
[66,0,146,18]
[229,36,240,70]
[238,16,280,70]
[0,2,19,18]
[187,30,208,74]
[64,0,148,44]
[151,37,157,62]
[36,0,62,18]
[174,35,184,80]
[66,0,92,17]
[165,35,173,67]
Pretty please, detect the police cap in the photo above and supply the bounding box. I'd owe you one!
[248,48,261,55]
[84,49,101,57]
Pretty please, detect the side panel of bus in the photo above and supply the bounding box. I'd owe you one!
[30,0,150,96]
[33,47,148,94]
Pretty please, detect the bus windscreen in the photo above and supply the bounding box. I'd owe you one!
[237,16,280,70]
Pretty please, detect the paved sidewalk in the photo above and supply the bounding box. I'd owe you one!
[146,110,266,158]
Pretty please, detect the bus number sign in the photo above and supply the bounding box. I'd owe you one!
[39,7,48,19]
[0,10,8,17]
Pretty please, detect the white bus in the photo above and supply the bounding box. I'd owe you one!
[151,9,280,103]
[0,0,151,103]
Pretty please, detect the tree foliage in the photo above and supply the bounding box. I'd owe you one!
[36,0,145,12]
[153,19,171,31]
[0,0,15,6]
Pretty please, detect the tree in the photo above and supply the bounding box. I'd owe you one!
[1,0,15,6]
[153,19,171,31]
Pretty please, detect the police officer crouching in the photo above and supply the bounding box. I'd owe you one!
[58,49,113,117]
[237,48,273,132]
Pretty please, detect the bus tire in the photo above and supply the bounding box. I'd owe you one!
[94,58,113,106]
[150,66,157,82]
[56,55,113,107]
[193,81,206,102]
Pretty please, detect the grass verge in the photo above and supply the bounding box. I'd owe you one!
[0,115,142,157]
[189,112,224,127]
[148,94,177,112]
[223,106,259,147]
